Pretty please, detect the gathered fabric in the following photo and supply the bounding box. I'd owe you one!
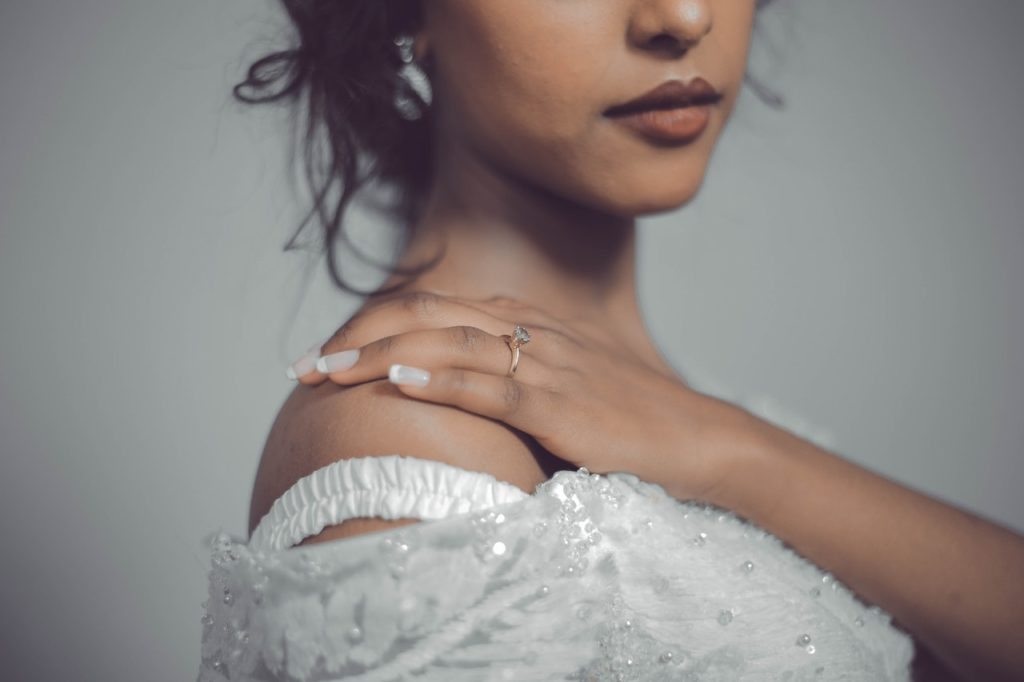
[198,455,913,681]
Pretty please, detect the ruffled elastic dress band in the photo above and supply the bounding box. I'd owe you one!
[248,454,531,552]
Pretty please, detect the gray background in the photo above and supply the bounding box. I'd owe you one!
[1,0,1021,680]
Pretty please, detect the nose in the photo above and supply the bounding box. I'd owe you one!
[628,0,713,54]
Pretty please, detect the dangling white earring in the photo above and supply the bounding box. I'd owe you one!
[393,34,432,121]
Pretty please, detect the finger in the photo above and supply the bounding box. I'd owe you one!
[456,294,577,334]
[316,325,550,387]
[287,291,557,384]
[341,292,572,353]
[387,364,558,439]
[286,335,335,386]
[294,291,548,384]
[285,293,508,385]
[327,292,512,355]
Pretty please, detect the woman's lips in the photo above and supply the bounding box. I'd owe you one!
[604,104,711,144]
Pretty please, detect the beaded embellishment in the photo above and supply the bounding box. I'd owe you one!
[198,464,914,681]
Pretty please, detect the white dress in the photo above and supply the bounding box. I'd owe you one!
[196,454,915,681]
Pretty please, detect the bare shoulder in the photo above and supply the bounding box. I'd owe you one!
[248,376,560,545]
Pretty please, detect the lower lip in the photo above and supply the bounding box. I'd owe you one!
[605,104,711,143]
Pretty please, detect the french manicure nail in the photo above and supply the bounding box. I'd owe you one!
[286,347,321,380]
[388,364,430,387]
[316,349,360,374]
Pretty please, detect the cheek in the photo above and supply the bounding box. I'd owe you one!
[430,1,615,156]
[443,32,607,153]
[459,50,636,204]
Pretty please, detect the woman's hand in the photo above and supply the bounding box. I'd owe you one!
[287,291,760,503]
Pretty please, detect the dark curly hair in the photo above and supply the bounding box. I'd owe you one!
[233,0,785,297]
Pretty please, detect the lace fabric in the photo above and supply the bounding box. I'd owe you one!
[198,458,914,681]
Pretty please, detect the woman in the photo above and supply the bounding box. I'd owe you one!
[198,1,1024,680]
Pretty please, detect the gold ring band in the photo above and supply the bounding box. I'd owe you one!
[502,324,531,377]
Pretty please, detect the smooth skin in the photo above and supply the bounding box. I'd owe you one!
[248,1,1024,681]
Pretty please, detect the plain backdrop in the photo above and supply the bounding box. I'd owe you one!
[1,1,1021,680]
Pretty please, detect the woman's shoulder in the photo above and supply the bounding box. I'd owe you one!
[247,371,553,540]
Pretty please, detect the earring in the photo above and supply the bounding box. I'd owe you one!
[393,34,432,120]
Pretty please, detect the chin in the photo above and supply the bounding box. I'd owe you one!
[615,171,708,215]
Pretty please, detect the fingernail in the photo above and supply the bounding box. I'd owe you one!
[286,347,321,380]
[388,364,430,387]
[316,349,360,374]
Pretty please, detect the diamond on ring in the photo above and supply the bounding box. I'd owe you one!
[512,324,531,347]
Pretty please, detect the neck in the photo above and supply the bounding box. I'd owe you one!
[374,141,676,377]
